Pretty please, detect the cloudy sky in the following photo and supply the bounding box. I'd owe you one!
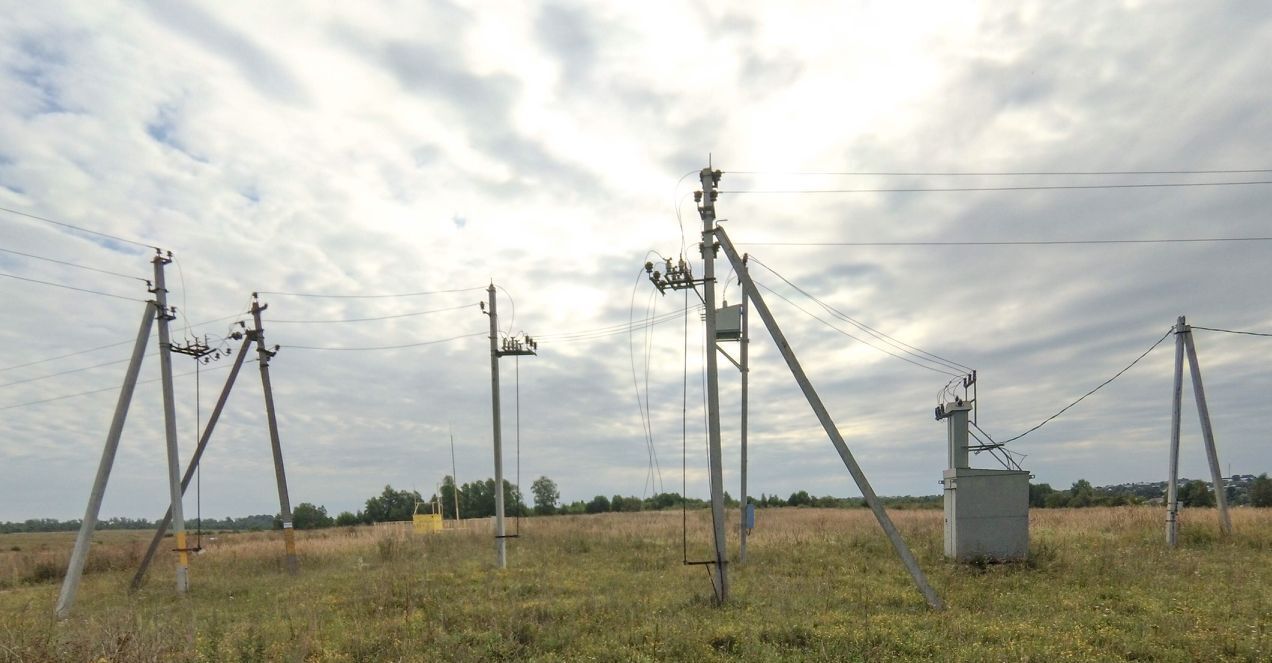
[1,1,1269,522]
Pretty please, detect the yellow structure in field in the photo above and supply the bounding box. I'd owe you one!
[412,500,443,534]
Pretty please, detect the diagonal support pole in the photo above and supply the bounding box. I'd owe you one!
[716,225,944,610]
[130,335,253,590]
[252,296,299,574]
[55,301,155,619]
[1181,324,1232,534]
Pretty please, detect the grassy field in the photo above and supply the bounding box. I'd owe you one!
[1,506,1269,661]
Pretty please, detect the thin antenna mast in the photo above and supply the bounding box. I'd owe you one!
[450,423,461,523]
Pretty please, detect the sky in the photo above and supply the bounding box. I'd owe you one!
[0,1,1269,522]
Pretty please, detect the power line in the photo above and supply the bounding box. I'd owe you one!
[751,279,964,378]
[0,310,248,373]
[537,305,703,344]
[256,286,485,299]
[990,327,1174,445]
[738,237,1272,247]
[284,331,485,351]
[0,205,157,250]
[0,247,148,282]
[268,302,476,324]
[0,271,146,302]
[719,180,1272,194]
[0,356,136,390]
[1191,325,1272,338]
[725,168,1272,177]
[747,257,972,374]
[0,359,250,412]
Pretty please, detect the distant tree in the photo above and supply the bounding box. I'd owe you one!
[645,492,680,510]
[1251,474,1272,508]
[439,476,461,520]
[363,485,424,523]
[1044,492,1071,508]
[586,495,611,514]
[531,476,560,515]
[291,503,334,529]
[335,511,359,527]
[1179,480,1216,507]
[1028,483,1055,508]
[1068,479,1094,508]
[787,490,812,507]
[611,495,626,512]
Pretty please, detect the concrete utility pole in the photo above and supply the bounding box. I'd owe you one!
[485,285,507,569]
[1166,316,1185,546]
[131,334,252,590]
[56,298,156,619]
[483,285,537,569]
[739,289,751,564]
[697,165,730,604]
[716,226,944,610]
[153,252,191,594]
[252,295,299,574]
[1166,315,1232,546]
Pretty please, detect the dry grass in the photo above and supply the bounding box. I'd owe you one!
[1,506,1269,661]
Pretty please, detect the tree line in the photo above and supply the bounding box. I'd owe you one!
[6,474,1269,534]
[1029,474,1272,508]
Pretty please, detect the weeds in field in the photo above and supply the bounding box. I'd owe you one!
[0,507,1268,661]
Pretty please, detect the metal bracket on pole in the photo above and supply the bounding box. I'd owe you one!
[716,225,944,610]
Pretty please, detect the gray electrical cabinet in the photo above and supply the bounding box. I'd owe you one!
[937,401,1029,561]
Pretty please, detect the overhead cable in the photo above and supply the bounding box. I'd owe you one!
[0,356,137,390]
[725,168,1272,177]
[1191,325,1272,338]
[751,279,964,378]
[0,310,248,373]
[0,205,158,250]
[738,237,1272,247]
[747,257,972,373]
[719,180,1272,195]
[0,247,148,282]
[990,327,1174,445]
[536,305,702,343]
[256,286,486,299]
[0,359,251,411]
[284,331,485,351]
[0,271,146,302]
[268,302,476,324]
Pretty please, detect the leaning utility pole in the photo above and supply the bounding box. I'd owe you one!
[251,295,300,573]
[483,285,536,569]
[715,222,944,611]
[56,293,155,618]
[57,250,191,618]
[1166,315,1232,546]
[738,275,751,563]
[697,166,730,603]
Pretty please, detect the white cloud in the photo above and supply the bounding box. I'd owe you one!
[0,1,1269,521]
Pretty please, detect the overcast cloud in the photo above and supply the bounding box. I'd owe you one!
[1,1,1269,522]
